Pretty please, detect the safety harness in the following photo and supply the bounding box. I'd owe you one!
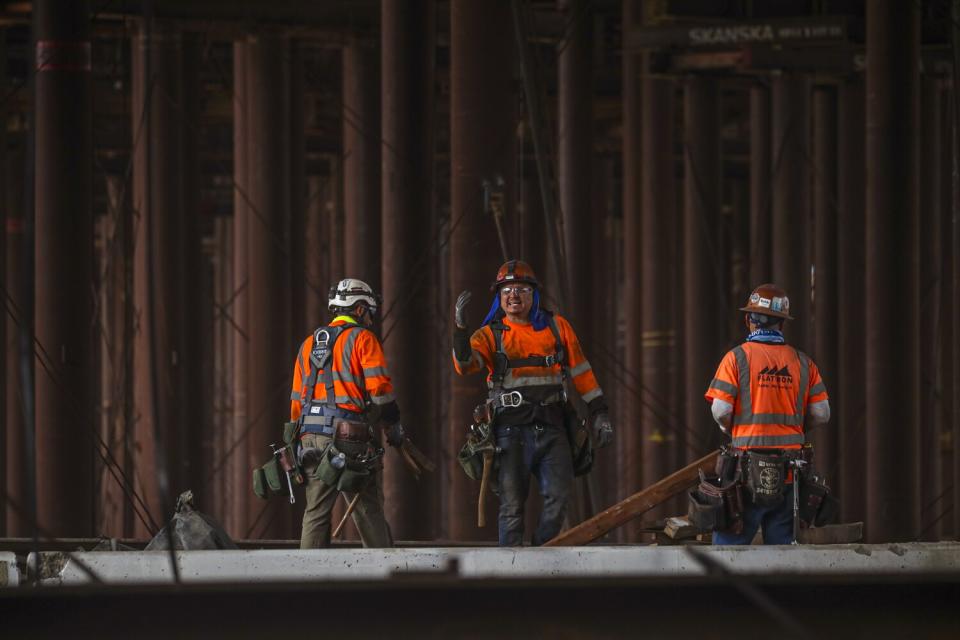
[487,313,568,412]
[298,323,365,436]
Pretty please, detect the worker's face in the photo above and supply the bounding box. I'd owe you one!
[499,284,534,318]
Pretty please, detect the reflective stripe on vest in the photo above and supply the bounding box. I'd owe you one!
[729,344,808,448]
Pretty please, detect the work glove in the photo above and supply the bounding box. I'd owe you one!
[384,421,406,448]
[592,413,613,448]
[455,290,472,329]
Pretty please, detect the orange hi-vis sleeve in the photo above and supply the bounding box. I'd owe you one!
[290,318,395,422]
[704,341,828,450]
[452,314,603,403]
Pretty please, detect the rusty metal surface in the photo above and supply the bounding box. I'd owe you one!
[865,1,920,542]
[749,83,771,288]
[34,0,94,538]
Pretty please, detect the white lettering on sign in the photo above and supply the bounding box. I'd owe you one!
[689,24,774,45]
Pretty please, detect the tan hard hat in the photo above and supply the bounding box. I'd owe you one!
[739,283,793,320]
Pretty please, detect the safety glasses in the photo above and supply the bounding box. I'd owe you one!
[500,285,533,296]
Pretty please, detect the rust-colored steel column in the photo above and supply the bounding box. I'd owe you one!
[639,66,677,528]
[229,41,250,538]
[305,173,329,326]
[132,20,185,536]
[558,0,593,345]
[4,138,26,536]
[621,0,642,542]
[449,0,514,541]
[382,0,436,540]
[811,85,838,485]
[749,84,771,286]
[682,75,721,463]
[771,73,810,351]
[837,75,866,524]
[342,38,381,288]
[34,0,94,537]
[289,41,306,346]
[865,1,920,542]
[245,33,292,540]
[180,33,205,514]
[943,82,957,537]
[918,76,943,540]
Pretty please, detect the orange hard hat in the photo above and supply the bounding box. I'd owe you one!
[490,259,539,291]
[739,283,793,320]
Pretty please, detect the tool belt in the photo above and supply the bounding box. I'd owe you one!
[798,470,839,527]
[333,419,372,443]
[252,423,305,501]
[489,389,564,412]
[688,469,744,534]
[743,450,790,507]
[310,440,384,493]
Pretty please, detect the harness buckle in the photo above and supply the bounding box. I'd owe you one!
[499,391,523,408]
[543,354,557,367]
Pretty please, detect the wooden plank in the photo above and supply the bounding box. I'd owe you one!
[545,450,720,546]
[663,516,698,540]
[798,522,863,545]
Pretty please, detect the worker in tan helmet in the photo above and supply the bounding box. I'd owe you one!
[703,283,831,544]
[452,260,612,546]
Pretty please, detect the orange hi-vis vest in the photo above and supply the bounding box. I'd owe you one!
[704,341,827,450]
[290,316,395,425]
[452,313,603,404]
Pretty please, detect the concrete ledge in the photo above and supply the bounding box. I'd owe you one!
[23,542,960,586]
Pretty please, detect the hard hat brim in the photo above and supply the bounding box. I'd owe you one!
[739,305,793,321]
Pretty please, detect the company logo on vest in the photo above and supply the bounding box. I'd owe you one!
[757,365,792,388]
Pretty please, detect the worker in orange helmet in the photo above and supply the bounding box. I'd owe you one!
[290,278,404,549]
[453,260,612,546]
[704,283,830,544]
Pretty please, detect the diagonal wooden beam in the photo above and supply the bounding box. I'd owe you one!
[545,450,720,546]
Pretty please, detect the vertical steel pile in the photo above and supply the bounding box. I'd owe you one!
[132,19,184,537]
[342,38,381,289]
[620,0,642,541]
[558,0,593,350]
[771,73,810,352]
[918,77,943,540]
[381,0,437,540]
[811,85,838,486]
[837,75,866,525]
[749,84,771,286]
[244,33,292,540]
[34,0,94,537]
[639,49,677,524]
[865,1,920,542]
[448,0,514,540]
[682,75,721,465]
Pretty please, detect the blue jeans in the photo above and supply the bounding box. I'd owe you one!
[495,423,573,546]
[713,484,795,545]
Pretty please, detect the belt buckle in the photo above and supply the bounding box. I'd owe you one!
[500,391,523,408]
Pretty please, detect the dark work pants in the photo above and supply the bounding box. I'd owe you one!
[712,484,795,545]
[495,423,573,546]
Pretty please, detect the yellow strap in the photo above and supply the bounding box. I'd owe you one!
[332,315,358,325]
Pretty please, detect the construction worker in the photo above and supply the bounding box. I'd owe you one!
[290,278,405,549]
[704,283,830,544]
[453,260,613,546]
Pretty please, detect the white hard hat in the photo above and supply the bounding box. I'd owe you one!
[328,278,380,313]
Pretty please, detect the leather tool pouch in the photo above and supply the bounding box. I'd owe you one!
[688,470,744,533]
[457,441,484,481]
[745,451,786,507]
[798,471,839,527]
[564,404,593,477]
[715,445,739,483]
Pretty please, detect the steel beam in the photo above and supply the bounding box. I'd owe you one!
[558,0,593,348]
[244,33,292,540]
[131,19,184,538]
[620,0,642,542]
[449,0,515,541]
[771,73,810,351]
[381,0,436,540]
[837,76,866,526]
[811,85,838,488]
[865,1,920,542]
[639,64,677,527]
[749,83,771,286]
[682,75,722,467]
[229,40,250,539]
[34,0,94,537]
[342,38,380,288]
[918,77,943,541]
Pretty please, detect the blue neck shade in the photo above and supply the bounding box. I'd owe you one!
[481,289,549,330]
[746,328,785,344]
